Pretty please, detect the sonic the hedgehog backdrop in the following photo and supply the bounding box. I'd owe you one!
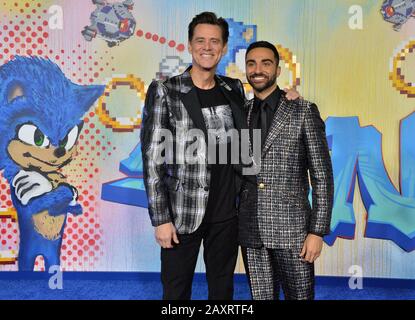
[0,0,414,283]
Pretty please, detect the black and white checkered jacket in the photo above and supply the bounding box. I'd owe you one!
[238,93,334,249]
[141,67,246,234]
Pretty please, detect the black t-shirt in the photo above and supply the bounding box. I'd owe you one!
[196,83,236,223]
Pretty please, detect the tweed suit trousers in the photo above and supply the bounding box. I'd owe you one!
[242,246,315,300]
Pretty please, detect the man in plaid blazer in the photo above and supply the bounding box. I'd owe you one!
[141,12,248,300]
[239,41,334,300]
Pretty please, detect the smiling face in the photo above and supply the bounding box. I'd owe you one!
[246,47,281,95]
[7,122,82,173]
[188,23,228,72]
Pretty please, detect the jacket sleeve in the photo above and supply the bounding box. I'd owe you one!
[302,103,334,236]
[140,80,171,227]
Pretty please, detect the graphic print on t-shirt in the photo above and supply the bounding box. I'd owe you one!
[201,105,235,144]
[196,84,237,223]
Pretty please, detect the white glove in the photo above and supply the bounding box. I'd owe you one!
[12,170,53,205]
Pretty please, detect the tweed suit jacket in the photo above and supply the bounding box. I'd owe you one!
[238,93,334,250]
[141,67,247,234]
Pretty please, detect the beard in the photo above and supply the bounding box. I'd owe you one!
[247,73,277,93]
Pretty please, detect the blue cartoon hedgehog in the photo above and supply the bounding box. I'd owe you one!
[0,56,104,271]
[217,18,257,76]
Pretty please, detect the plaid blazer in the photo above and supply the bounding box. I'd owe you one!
[238,93,334,249]
[141,67,246,234]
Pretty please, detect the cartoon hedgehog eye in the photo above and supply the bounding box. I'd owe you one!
[60,125,80,151]
[18,124,50,148]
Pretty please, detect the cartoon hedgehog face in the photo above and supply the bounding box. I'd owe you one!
[0,56,104,175]
[0,56,105,270]
[7,122,82,173]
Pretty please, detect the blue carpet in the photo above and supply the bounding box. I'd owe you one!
[1,277,415,300]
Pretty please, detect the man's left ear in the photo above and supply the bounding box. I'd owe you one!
[277,66,281,77]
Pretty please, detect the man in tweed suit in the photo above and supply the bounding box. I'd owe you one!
[141,12,248,300]
[239,41,334,300]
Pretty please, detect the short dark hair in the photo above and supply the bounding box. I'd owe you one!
[188,11,229,44]
[246,41,280,64]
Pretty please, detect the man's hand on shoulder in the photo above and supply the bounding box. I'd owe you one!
[283,87,302,101]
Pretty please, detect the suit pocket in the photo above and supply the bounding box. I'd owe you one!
[283,190,310,211]
[163,175,180,192]
[240,188,249,202]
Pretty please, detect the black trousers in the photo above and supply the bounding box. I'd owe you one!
[161,216,238,300]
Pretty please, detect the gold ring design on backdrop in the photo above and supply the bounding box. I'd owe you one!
[96,75,146,132]
[390,40,415,98]
[275,44,301,88]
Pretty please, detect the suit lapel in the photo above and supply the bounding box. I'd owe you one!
[179,68,208,138]
[216,76,247,130]
[262,96,293,157]
[246,99,255,152]
[247,99,254,128]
